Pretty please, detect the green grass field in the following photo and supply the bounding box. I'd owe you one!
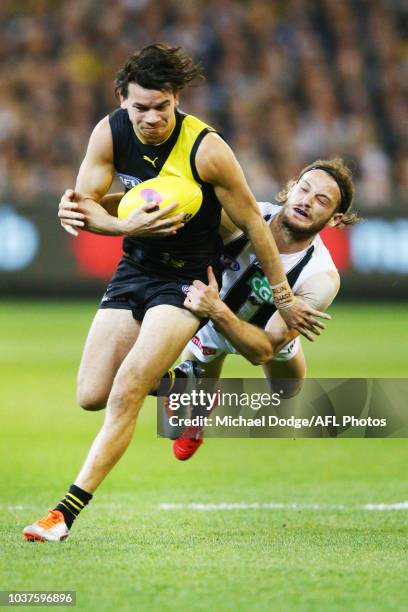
[0,301,407,611]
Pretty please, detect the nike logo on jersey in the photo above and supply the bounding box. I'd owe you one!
[143,155,159,168]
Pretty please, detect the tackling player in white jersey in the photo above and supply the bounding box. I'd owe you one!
[168,158,358,459]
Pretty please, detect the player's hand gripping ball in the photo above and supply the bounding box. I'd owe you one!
[118,176,203,223]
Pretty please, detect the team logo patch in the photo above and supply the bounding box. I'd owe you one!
[117,173,143,189]
[247,271,273,303]
[221,254,240,271]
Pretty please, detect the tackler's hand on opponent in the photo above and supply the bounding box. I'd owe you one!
[184,266,332,342]
[184,266,223,318]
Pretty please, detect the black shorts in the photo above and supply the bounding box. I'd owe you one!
[99,255,213,322]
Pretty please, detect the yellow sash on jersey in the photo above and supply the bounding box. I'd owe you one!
[159,114,214,185]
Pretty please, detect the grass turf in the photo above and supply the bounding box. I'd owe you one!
[0,301,407,611]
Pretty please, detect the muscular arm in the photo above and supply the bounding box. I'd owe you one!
[186,268,340,365]
[58,118,184,237]
[72,117,123,235]
[195,134,331,336]
[202,298,280,365]
[185,267,282,364]
[196,134,288,289]
[219,209,240,240]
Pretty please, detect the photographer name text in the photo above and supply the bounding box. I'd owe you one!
[168,415,387,429]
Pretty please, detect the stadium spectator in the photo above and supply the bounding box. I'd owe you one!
[0,0,406,209]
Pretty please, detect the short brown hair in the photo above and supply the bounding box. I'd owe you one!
[277,158,359,227]
[115,43,204,98]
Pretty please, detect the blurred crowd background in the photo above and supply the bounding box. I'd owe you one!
[0,0,406,208]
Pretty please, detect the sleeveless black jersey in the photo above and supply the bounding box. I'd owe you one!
[109,108,223,281]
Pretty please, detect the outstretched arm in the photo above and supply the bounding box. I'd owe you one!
[184,267,292,364]
[185,267,339,363]
[196,134,286,288]
[195,133,330,338]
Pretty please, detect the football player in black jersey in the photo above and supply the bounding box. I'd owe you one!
[24,44,329,541]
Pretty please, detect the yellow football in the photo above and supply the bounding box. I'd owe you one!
[117,176,202,223]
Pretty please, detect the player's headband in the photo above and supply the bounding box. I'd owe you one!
[300,165,349,213]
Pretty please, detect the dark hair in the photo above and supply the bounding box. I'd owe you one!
[277,158,360,227]
[115,42,204,98]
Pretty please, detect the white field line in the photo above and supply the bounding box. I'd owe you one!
[3,501,408,513]
[158,501,408,512]
[0,502,125,512]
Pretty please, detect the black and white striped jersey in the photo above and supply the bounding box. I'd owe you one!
[218,202,338,328]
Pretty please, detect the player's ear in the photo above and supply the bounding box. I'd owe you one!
[173,90,180,107]
[119,95,127,109]
[327,212,343,228]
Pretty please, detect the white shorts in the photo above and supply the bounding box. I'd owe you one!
[188,322,300,363]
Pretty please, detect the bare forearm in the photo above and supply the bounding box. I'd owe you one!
[79,198,124,236]
[82,192,124,234]
[211,302,274,365]
[185,266,297,363]
[99,192,124,217]
[73,159,123,235]
[193,129,331,337]
[245,217,288,288]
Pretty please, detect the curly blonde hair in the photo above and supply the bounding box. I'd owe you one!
[276,158,360,227]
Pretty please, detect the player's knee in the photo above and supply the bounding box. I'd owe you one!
[250,349,274,366]
[109,369,152,414]
[77,384,107,411]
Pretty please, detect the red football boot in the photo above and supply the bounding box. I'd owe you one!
[173,427,203,461]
